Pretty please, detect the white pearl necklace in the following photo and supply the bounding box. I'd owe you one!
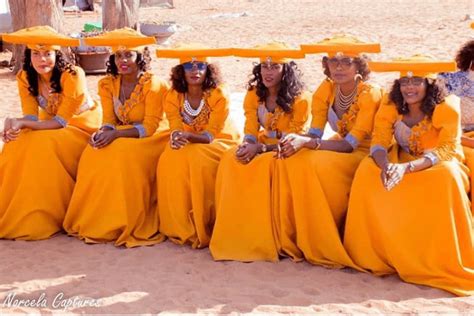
[334,84,358,112]
[183,95,205,117]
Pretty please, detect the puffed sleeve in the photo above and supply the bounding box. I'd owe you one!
[243,89,260,143]
[309,79,333,138]
[370,93,398,156]
[426,95,463,164]
[164,88,185,132]
[344,84,383,150]
[202,85,230,141]
[16,70,39,121]
[286,91,311,134]
[55,66,88,127]
[98,76,118,129]
[134,76,169,138]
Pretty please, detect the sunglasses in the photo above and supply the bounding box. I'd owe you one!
[326,57,354,69]
[182,62,207,72]
[260,63,282,71]
[399,77,425,87]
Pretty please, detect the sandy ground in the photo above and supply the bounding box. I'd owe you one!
[0,0,473,314]
[1,234,473,314]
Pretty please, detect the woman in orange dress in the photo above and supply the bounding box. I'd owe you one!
[0,26,100,240]
[344,55,474,296]
[271,35,382,269]
[155,45,239,248]
[63,28,170,247]
[209,43,311,262]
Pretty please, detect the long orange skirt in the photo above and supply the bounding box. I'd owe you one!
[63,132,169,247]
[157,139,237,248]
[273,147,365,270]
[344,149,474,296]
[0,126,90,240]
[210,149,280,262]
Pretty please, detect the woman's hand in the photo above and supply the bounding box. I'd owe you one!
[380,162,389,187]
[170,131,189,149]
[90,130,117,149]
[89,130,99,146]
[10,118,23,131]
[235,142,260,164]
[2,118,22,143]
[383,163,408,191]
[2,117,12,143]
[278,133,311,158]
[90,126,113,146]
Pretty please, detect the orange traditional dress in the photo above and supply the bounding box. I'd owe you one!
[155,44,238,248]
[273,79,382,268]
[64,28,169,247]
[63,72,169,247]
[0,26,100,239]
[345,56,474,296]
[210,88,311,261]
[272,35,382,268]
[157,85,239,248]
[210,43,311,262]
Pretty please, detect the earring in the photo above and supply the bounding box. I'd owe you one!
[354,73,363,81]
[402,101,409,113]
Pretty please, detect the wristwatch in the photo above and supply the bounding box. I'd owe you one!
[407,161,415,173]
[260,143,267,153]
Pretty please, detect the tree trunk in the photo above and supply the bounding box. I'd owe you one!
[8,0,64,73]
[102,0,140,31]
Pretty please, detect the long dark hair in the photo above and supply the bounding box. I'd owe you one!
[389,78,447,118]
[246,61,304,113]
[170,63,222,93]
[23,48,76,96]
[106,47,152,76]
